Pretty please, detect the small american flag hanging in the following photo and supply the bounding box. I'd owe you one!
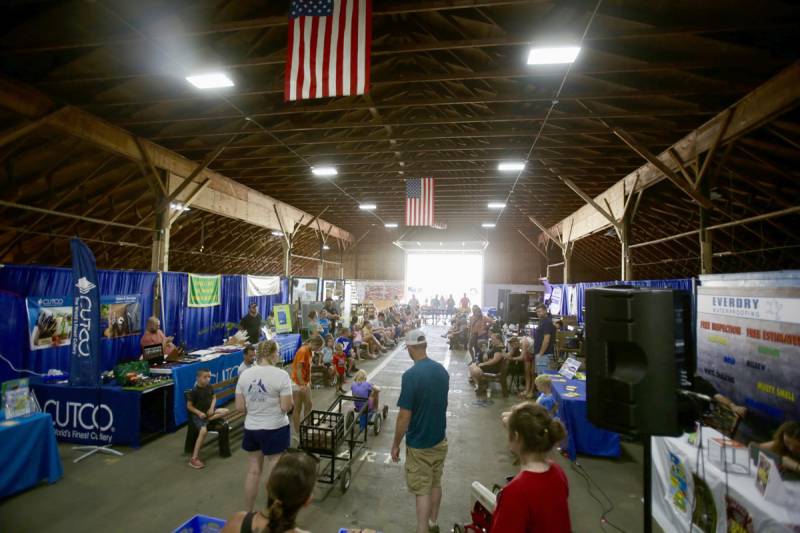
[405,178,435,227]
[285,0,372,102]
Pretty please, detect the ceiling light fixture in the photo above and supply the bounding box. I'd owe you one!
[487,202,506,209]
[359,203,376,210]
[169,202,190,212]
[322,244,330,250]
[384,223,398,228]
[481,223,496,228]
[498,161,526,172]
[527,46,581,65]
[185,72,234,89]
[311,166,337,177]
[271,231,284,237]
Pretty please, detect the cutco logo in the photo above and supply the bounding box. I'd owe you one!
[75,277,97,295]
[43,400,114,431]
[73,295,93,357]
[38,298,65,306]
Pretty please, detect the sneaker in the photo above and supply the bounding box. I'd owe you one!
[382,405,389,420]
[189,457,205,469]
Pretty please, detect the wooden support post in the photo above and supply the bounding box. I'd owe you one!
[620,208,632,281]
[151,204,170,272]
[698,172,713,275]
[563,242,574,284]
[282,238,292,277]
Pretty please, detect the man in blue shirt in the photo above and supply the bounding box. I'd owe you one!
[391,329,450,533]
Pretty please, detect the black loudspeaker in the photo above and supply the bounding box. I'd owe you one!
[585,288,681,436]
[507,293,529,326]
[497,289,511,322]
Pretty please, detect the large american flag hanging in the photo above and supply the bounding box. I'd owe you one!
[285,0,372,102]
[405,178,435,227]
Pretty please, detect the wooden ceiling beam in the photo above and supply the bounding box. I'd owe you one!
[545,61,800,243]
[0,75,353,244]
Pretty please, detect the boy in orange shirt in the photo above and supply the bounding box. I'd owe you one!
[290,335,323,434]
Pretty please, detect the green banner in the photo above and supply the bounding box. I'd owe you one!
[188,274,221,307]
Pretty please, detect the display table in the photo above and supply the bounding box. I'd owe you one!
[549,373,620,461]
[0,411,63,498]
[170,350,244,426]
[275,333,302,364]
[652,428,800,532]
[32,379,175,448]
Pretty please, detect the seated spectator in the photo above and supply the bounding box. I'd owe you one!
[221,450,318,533]
[534,374,557,416]
[759,421,800,474]
[305,310,321,338]
[492,403,570,532]
[311,335,335,387]
[335,327,358,375]
[468,333,508,397]
[238,344,257,378]
[187,368,229,469]
[361,322,385,357]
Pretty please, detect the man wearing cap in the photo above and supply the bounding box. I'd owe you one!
[532,303,555,378]
[240,303,263,345]
[391,329,450,533]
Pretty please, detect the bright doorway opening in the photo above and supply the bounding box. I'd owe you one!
[405,252,483,307]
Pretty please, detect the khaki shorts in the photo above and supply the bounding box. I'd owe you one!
[405,439,448,496]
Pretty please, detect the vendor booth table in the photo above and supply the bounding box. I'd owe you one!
[0,411,63,498]
[32,380,175,448]
[652,427,800,532]
[549,373,620,461]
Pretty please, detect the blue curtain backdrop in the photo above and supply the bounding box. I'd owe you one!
[0,264,157,373]
[0,291,26,382]
[571,278,694,323]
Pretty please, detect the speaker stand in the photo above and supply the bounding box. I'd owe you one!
[643,435,653,533]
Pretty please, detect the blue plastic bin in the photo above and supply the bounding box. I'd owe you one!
[173,514,226,533]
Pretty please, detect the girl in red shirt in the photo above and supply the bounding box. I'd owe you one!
[492,402,571,533]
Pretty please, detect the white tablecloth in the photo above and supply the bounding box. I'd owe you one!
[652,428,800,533]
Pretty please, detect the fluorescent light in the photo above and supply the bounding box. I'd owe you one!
[322,244,330,250]
[498,161,526,172]
[271,231,284,237]
[487,202,506,209]
[312,166,337,177]
[384,223,398,228]
[481,223,496,228]
[359,203,376,210]
[170,202,190,212]
[527,46,581,65]
[185,72,234,89]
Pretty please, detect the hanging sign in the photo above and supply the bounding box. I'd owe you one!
[188,274,221,307]
[247,275,281,297]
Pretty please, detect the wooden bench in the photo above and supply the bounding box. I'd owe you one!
[183,377,245,457]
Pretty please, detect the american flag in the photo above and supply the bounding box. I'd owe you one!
[405,178,435,227]
[285,0,372,102]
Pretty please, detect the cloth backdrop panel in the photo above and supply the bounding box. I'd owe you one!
[573,278,694,322]
[0,291,27,382]
[247,277,290,327]
[0,265,157,373]
[161,272,187,347]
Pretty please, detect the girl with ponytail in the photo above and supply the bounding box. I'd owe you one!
[491,402,572,532]
[222,451,318,533]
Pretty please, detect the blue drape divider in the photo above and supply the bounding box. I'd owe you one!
[0,264,157,374]
[0,264,289,376]
[570,278,694,323]
[0,291,26,382]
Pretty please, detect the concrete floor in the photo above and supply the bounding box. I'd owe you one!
[1,326,660,532]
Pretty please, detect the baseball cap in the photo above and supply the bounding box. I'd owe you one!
[405,329,427,346]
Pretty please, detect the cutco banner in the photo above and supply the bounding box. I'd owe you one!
[69,238,100,387]
[246,275,281,297]
[697,280,800,424]
[188,274,221,307]
[26,294,143,350]
[33,384,140,446]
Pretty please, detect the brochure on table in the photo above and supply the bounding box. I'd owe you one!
[559,357,581,379]
[2,378,34,419]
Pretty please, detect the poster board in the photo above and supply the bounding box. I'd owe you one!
[272,304,293,334]
[696,272,800,426]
